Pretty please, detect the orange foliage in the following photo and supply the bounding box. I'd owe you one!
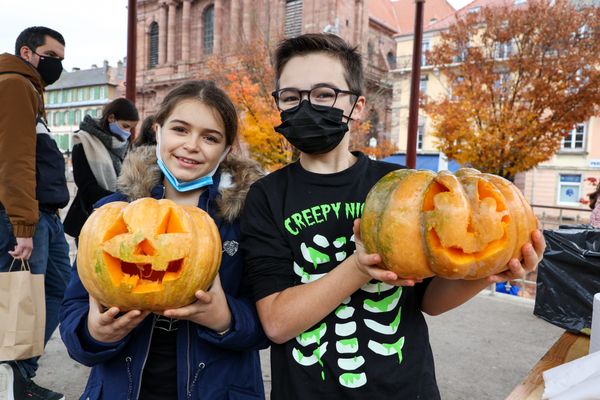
[424,0,600,180]
[206,40,292,171]
[349,118,398,160]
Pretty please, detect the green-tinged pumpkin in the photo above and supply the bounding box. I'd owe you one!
[77,198,222,311]
[361,168,537,280]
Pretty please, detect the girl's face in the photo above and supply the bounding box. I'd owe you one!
[158,99,227,183]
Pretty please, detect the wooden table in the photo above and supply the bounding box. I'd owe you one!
[506,331,590,400]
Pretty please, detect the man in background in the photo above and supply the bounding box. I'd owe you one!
[0,26,70,400]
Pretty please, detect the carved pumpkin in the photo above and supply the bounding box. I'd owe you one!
[77,198,222,311]
[361,168,537,280]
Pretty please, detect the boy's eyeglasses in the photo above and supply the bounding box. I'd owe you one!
[272,86,358,111]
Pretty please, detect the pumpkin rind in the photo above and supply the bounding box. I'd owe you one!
[361,168,537,280]
[77,198,222,311]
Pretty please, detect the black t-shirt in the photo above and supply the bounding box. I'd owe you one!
[138,316,179,400]
[242,152,440,399]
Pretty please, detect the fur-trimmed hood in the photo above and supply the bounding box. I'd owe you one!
[117,145,264,222]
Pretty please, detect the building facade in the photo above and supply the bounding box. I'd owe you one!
[391,0,600,219]
[45,60,126,153]
[135,0,404,142]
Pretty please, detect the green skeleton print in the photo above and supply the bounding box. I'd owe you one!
[292,234,405,389]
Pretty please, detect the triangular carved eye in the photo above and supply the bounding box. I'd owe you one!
[102,215,128,242]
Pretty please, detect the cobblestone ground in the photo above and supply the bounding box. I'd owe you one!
[35,293,561,399]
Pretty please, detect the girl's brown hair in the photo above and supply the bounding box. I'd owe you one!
[154,80,238,146]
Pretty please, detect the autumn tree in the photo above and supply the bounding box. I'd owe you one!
[424,0,600,180]
[206,39,293,171]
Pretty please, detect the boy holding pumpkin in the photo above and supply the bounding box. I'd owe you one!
[240,33,545,399]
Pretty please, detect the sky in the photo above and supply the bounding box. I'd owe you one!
[0,0,128,71]
[0,0,470,72]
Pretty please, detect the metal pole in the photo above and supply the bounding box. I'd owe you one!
[406,0,425,169]
[126,0,137,104]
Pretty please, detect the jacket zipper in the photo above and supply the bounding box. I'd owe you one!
[131,315,157,400]
[185,322,206,399]
[125,357,133,400]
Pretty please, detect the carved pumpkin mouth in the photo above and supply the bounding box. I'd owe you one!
[100,208,189,293]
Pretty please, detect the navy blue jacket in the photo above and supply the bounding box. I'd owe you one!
[59,163,268,400]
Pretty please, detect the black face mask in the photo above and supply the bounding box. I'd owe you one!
[275,101,349,155]
[35,54,63,86]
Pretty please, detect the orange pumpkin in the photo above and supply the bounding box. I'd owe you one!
[361,168,537,280]
[77,198,222,311]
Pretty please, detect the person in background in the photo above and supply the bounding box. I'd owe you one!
[63,98,139,240]
[588,181,600,228]
[59,80,267,399]
[0,26,69,400]
[133,114,157,147]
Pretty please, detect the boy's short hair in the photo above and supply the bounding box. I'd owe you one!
[274,33,364,96]
[15,26,65,56]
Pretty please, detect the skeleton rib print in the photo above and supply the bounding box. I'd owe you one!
[292,234,405,389]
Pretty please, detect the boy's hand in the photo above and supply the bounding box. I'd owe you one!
[487,230,545,283]
[87,295,150,343]
[161,274,232,333]
[353,219,423,287]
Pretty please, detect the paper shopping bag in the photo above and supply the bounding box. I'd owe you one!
[0,260,45,361]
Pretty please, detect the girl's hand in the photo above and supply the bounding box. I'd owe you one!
[487,230,546,283]
[353,219,423,287]
[162,274,232,333]
[87,295,150,343]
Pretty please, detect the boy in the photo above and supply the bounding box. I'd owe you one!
[241,33,544,399]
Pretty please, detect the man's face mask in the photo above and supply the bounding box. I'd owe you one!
[274,101,351,155]
[33,50,63,86]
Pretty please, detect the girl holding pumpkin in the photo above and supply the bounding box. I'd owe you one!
[59,80,267,400]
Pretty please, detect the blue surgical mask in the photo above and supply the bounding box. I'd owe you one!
[109,121,131,141]
[155,125,230,192]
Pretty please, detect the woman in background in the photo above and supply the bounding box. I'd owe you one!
[63,98,139,239]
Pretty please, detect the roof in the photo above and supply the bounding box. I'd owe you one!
[369,0,457,36]
[422,0,596,33]
[425,0,513,32]
[47,61,125,90]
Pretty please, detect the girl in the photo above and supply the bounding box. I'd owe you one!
[59,81,267,399]
[63,98,139,239]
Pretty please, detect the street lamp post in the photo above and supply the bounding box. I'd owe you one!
[406,0,425,169]
[126,0,137,104]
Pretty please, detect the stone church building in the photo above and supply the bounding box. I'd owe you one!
[135,0,407,141]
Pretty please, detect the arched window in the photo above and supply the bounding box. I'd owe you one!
[149,21,159,68]
[53,112,60,126]
[203,5,214,54]
[75,109,81,124]
[387,52,396,70]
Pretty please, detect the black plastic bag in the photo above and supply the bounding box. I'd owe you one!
[533,225,600,334]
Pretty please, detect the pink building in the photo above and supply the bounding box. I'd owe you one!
[134,0,408,141]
